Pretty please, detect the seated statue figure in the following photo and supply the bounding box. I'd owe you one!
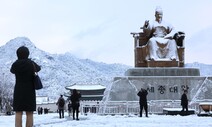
[143,7,178,61]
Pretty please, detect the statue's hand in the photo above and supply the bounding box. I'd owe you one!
[144,20,149,28]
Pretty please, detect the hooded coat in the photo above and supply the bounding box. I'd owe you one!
[10,46,41,111]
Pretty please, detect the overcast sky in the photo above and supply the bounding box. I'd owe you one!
[0,0,212,66]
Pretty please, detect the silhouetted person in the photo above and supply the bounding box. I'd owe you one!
[56,95,65,118]
[40,107,43,115]
[10,46,41,127]
[70,89,81,120]
[137,88,148,117]
[6,102,12,115]
[181,90,188,112]
[37,107,40,115]
[68,102,72,117]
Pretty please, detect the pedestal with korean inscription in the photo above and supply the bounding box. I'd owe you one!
[103,68,212,101]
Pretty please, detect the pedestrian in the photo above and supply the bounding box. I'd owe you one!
[10,46,41,127]
[137,88,148,117]
[37,107,40,115]
[44,108,48,114]
[40,107,43,115]
[70,89,81,120]
[181,90,188,112]
[56,95,65,118]
[6,102,12,115]
[68,101,72,117]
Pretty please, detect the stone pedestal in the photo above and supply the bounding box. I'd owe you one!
[147,60,179,67]
[125,68,200,76]
[103,68,212,101]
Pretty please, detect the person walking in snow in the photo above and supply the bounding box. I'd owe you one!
[70,89,81,120]
[56,95,65,118]
[137,88,148,117]
[10,46,41,127]
[67,101,72,117]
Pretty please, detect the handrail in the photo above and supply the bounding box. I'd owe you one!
[80,100,212,115]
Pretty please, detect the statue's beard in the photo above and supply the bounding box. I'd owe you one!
[157,18,162,23]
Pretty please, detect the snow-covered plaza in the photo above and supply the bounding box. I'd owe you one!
[0,113,212,127]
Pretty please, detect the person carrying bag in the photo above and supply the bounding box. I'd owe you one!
[32,62,43,90]
[10,46,41,127]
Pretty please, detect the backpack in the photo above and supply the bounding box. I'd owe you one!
[59,98,65,107]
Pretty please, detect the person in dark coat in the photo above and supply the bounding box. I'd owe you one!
[70,89,81,120]
[181,90,188,112]
[137,88,148,117]
[68,101,72,117]
[10,46,41,127]
[56,95,65,118]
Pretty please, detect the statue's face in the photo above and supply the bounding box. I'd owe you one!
[155,11,163,21]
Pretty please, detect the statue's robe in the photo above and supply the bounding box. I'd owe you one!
[143,20,178,60]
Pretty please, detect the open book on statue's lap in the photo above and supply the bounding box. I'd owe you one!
[155,37,169,44]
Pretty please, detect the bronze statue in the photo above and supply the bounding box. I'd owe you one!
[131,7,185,67]
[143,7,178,61]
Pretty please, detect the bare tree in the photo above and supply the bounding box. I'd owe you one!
[0,72,14,112]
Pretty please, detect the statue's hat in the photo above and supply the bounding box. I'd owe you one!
[155,6,163,14]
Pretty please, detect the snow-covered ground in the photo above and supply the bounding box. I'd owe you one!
[0,113,212,127]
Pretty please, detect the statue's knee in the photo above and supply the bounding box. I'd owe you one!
[147,38,155,46]
[148,38,155,42]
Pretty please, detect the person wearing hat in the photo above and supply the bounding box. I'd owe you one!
[10,46,41,127]
[143,6,178,61]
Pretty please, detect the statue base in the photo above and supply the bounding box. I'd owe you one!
[125,67,200,76]
[147,60,178,67]
[103,67,212,101]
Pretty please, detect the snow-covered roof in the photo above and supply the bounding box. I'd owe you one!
[199,102,212,105]
[66,84,106,90]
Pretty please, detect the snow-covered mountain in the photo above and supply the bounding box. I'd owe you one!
[0,37,131,99]
[0,37,212,100]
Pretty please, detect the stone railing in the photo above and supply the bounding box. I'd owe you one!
[80,100,200,115]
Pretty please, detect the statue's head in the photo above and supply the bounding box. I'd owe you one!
[155,6,163,21]
[155,6,163,14]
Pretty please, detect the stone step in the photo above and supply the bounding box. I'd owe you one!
[125,67,200,76]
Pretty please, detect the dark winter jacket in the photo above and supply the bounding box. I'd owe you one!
[56,97,65,110]
[137,89,148,105]
[70,92,81,108]
[181,93,188,106]
[68,103,72,111]
[10,59,41,111]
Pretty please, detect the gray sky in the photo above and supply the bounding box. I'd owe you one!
[0,0,212,66]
